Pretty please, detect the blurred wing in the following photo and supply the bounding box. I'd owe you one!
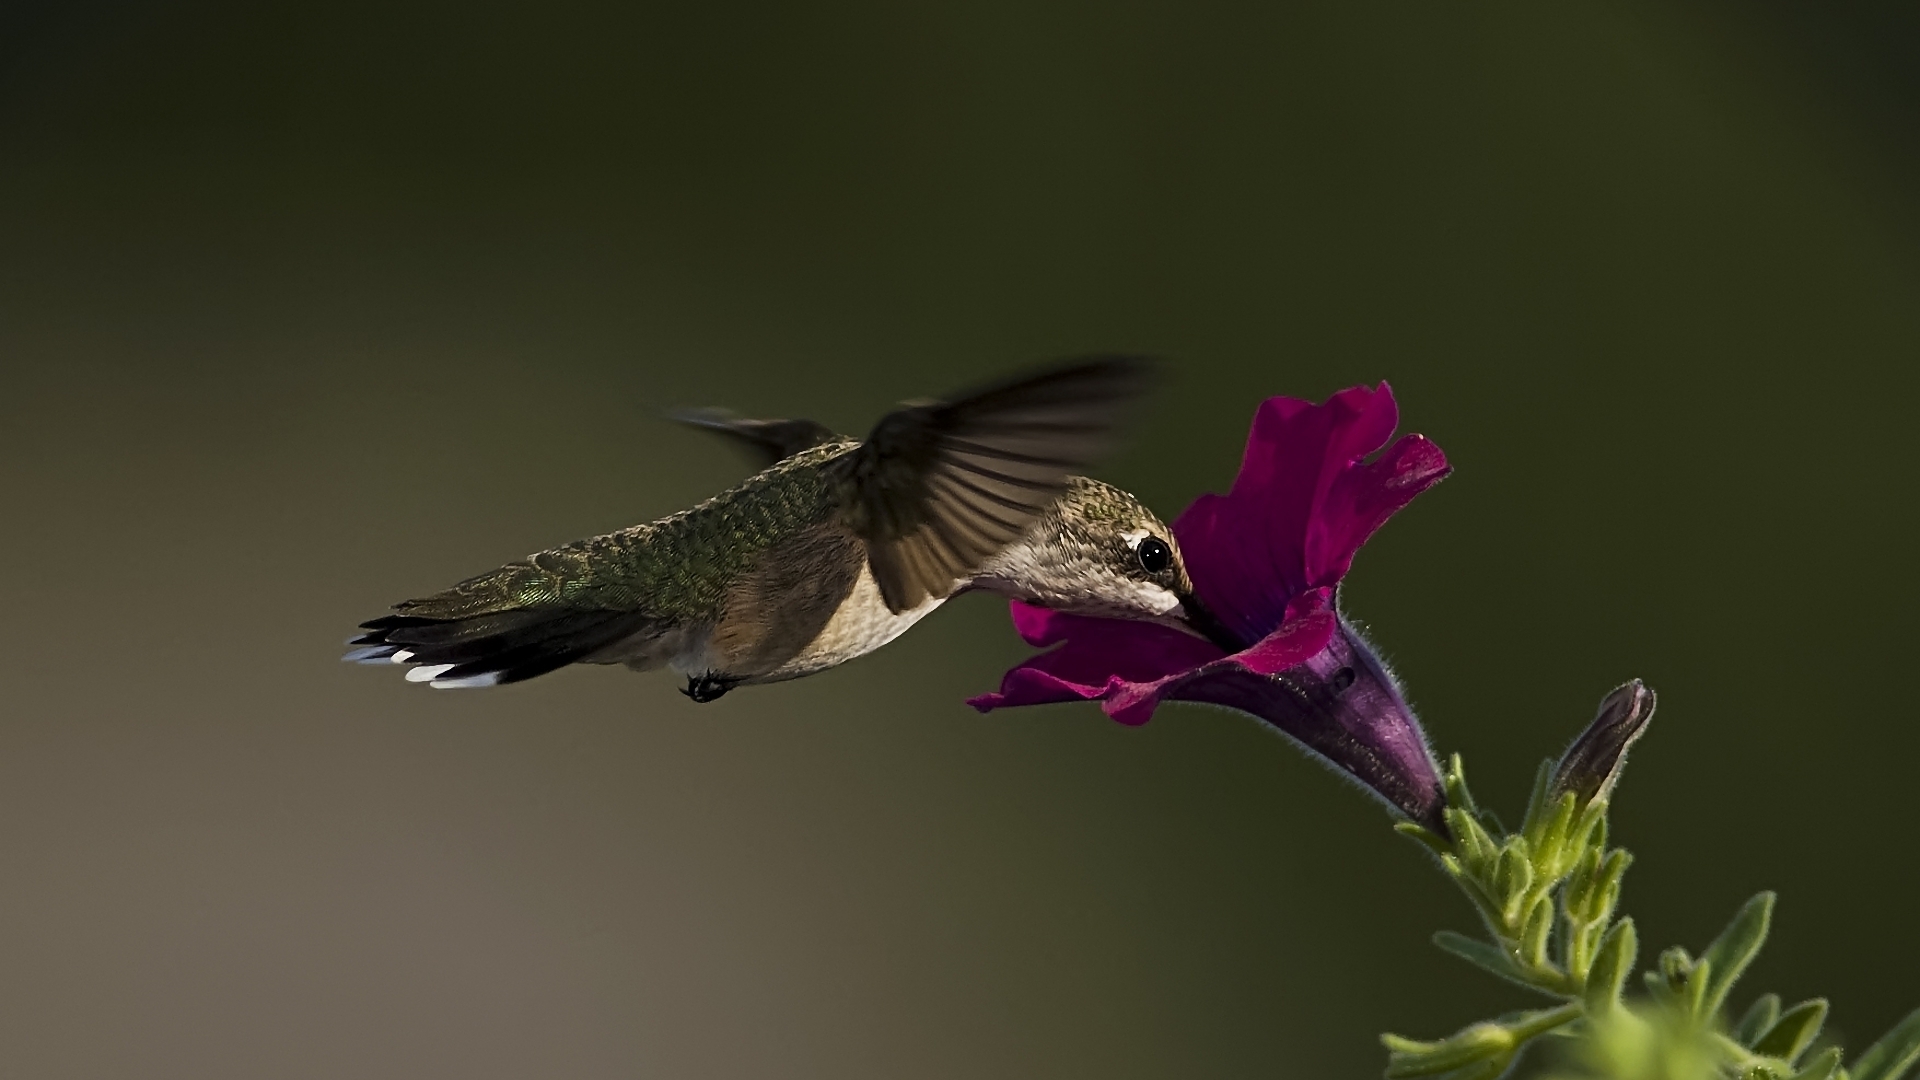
[838,356,1152,612]
[672,408,844,471]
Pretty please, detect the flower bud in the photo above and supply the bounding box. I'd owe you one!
[1551,680,1656,807]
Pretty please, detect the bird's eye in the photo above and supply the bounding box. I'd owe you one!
[1135,536,1172,574]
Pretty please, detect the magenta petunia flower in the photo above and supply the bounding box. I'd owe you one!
[968,384,1453,831]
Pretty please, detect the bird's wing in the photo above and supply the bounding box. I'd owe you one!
[835,356,1152,613]
[672,409,844,470]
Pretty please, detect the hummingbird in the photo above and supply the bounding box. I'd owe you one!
[345,357,1235,701]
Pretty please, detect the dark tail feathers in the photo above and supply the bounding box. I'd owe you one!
[344,607,654,688]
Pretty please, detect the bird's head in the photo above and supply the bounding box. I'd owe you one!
[968,478,1242,651]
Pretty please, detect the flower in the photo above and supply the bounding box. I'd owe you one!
[968,384,1452,830]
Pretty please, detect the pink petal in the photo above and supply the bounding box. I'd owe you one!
[1173,384,1448,644]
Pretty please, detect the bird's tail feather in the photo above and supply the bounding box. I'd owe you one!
[345,607,655,688]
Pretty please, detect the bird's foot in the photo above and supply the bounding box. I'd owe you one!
[681,672,739,703]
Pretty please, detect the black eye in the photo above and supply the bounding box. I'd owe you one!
[1330,666,1357,694]
[1135,536,1172,574]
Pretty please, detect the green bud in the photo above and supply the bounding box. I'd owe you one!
[1754,999,1829,1065]
[1382,1022,1513,1077]
[1660,946,1695,985]
[1497,844,1535,925]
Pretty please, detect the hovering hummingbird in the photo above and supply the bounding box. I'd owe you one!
[345,357,1235,701]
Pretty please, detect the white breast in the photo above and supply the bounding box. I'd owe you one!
[754,566,947,682]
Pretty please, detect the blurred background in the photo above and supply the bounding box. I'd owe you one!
[2,2,1915,1076]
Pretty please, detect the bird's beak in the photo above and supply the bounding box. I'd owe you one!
[1177,593,1247,654]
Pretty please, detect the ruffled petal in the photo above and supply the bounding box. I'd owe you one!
[968,602,1226,719]
[1173,384,1448,644]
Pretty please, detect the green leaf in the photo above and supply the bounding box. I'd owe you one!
[1520,759,1554,840]
[1433,932,1523,983]
[1685,958,1715,1018]
[1570,919,1608,981]
[1395,821,1453,857]
[1584,917,1638,1016]
[1521,893,1555,968]
[1563,845,1603,919]
[1592,849,1633,924]
[1445,753,1479,816]
[1566,797,1608,864]
[1753,999,1829,1064]
[1530,792,1578,875]
[1851,1007,1920,1080]
[1697,892,1775,1023]
[1477,807,1510,837]
[1792,1047,1844,1080]
[1447,807,1498,874]
[1737,995,1784,1047]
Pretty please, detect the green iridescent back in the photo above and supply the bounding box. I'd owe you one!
[393,439,860,624]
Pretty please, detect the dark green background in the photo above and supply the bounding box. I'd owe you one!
[3,2,1915,1076]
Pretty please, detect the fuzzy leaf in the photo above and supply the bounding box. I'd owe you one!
[1520,759,1553,840]
[1697,892,1775,1023]
[1738,995,1785,1047]
[1792,1047,1845,1080]
[1564,846,1603,919]
[1685,958,1715,1018]
[1396,821,1453,857]
[1851,1007,1920,1080]
[1566,798,1608,865]
[1448,807,1498,874]
[1433,932,1524,983]
[1497,845,1535,925]
[1520,893,1555,967]
[1584,918,1638,1017]
[1444,753,1479,816]
[1754,1000,1829,1064]
[1530,792,1578,876]
[1593,849,1632,924]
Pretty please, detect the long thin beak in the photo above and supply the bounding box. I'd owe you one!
[1178,593,1247,654]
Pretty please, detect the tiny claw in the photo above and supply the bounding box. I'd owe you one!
[681,673,737,703]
